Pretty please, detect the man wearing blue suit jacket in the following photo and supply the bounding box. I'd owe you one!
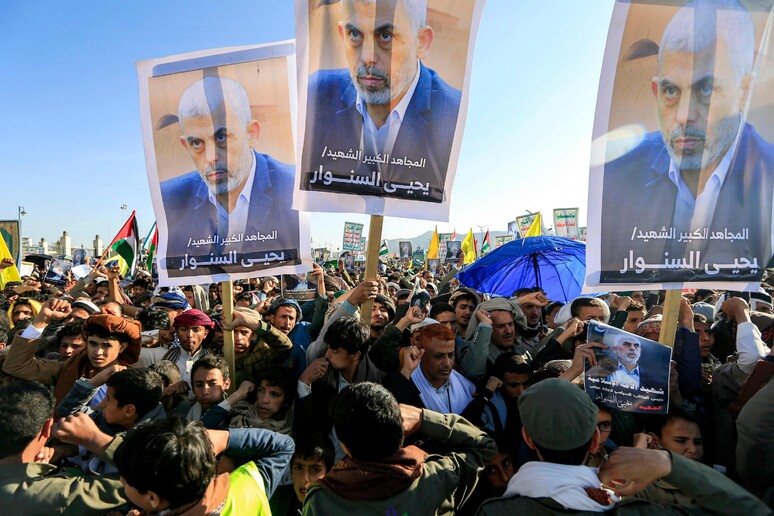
[301,0,461,203]
[160,76,300,277]
[600,0,774,284]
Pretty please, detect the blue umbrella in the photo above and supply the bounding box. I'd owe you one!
[457,236,586,303]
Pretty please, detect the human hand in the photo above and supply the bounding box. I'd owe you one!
[678,297,694,330]
[0,258,14,270]
[230,381,255,403]
[399,404,423,436]
[163,380,191,398]
[33,446,55,464]
[348,281,379,306]
[614,296,632,311]
[88,267,107,281]
[300,357,330,385]
[400,345,424,379]
[221,307,261,331]
[398,306,425,331]
[89,364,127,387]
[632,432,657,449]
[51,413,112,453]
[517,291,549,307]
[561,341,608,381]
[721,297,750,322]
[106,265,121,281]
[35,298,72,327]
[475,309,492,326]
[485,376,503,393]
[599,447,671,496]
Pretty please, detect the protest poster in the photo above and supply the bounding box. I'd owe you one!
[137,42,312,286]
[0,220,20,266]
[281,273,317,301]
[427,258,441,275]
[494,235,513,248]
[412,248,425,268]
[584,321,672,414]
[293,0,486,221]
[516,213,541,238]
[18,262,35,278]
[438,232,453,261]
[553,208,580,240]
[586,0,774,291]
[72,248,88,266]
[342,222,364,251]
[444,240,462,263]
[44,259,72,287]
[507,221,520,240]
[399,241,413,262]
[344,253,355,271]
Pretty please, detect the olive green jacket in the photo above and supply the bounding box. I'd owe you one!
[0,437,126,514]
[476,453,770,515]
[303,410,497,515]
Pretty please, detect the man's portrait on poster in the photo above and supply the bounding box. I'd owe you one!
[600,0,774,283]
[159,76,300,276]
[301,0,462,203]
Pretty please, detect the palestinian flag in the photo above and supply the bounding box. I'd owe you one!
[146,225,158,267]
[481,230,491,254]
[379,240,389,261]
[109,210,139,277]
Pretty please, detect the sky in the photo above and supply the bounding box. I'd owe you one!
[1,0,615,252]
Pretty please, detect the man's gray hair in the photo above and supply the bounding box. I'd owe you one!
[178,76,252,128]
[659,0,755,84]
[341,0,427,33]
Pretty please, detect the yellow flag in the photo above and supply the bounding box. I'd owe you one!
[427,226,439,260]
[0,236,21,289]
[525,213,543,237]
[461,229,477,264]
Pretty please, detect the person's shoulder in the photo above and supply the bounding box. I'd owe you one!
[256,151,295,190]
[421,64,462,105]
[742,123,774,160]
[309,68,352,93]
[160,170,204,196]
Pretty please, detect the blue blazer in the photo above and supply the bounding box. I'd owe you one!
[159,151,300,276]
[600,124,774,283]
[301,63,461,203]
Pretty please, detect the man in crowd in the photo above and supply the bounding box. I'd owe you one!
[476,378,769,514]
[303,382,496,514]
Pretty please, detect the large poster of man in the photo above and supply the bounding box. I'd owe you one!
[587,0,774,290]
[138,43,312,286]
[293,0,486,221]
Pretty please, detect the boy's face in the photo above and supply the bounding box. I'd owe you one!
[120,477,165,512]
[192,367,230,410]
[100,386,130,427]
[292,456,328,502]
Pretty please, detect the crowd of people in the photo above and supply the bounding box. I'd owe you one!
[0,255,773,514]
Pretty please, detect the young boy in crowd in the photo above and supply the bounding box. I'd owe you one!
[269,433,335,515]
[176,355,254,426]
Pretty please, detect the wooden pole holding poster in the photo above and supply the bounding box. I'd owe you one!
[657,290,682,348]
[220,280,237,393]
[360,215,384,325]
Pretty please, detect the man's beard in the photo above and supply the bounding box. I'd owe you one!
[618,353,639,368]
[352,58,416,106]
[202,161,250,195]
[666,114,741,171]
